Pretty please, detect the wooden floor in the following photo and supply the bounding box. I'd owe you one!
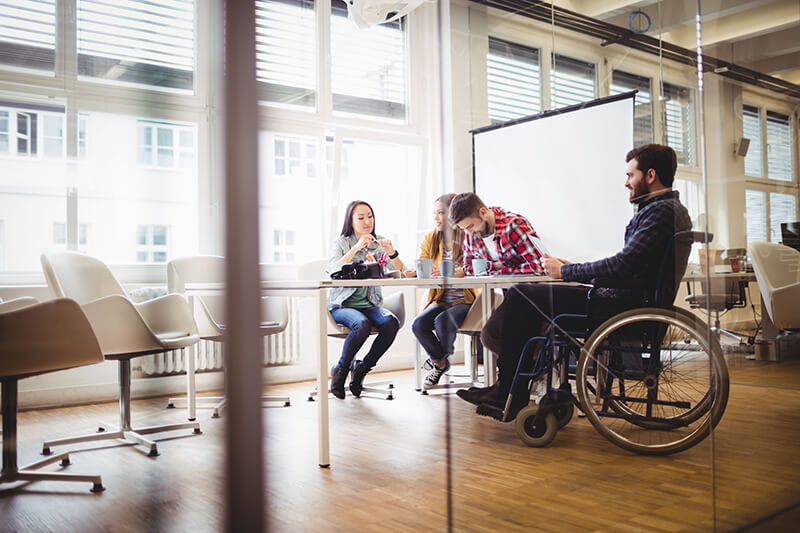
[1,355,799,532]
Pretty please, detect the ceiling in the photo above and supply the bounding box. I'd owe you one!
[553,0,800,85]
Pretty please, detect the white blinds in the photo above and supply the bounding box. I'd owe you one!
[77,0,194,91]
[742,105,763,177]
[551,54,596,110]
[0,0,55,71]
[611,70,653,147]
[770,192,797,243]
[746,189,768,246]
[256,0,316,108]
[662,82,696,166]
[766,111,794,182]
[487,37,541,124]
[330,0,406,119]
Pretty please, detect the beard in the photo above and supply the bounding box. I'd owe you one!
[629,181,650,204]
[478,221,492,238]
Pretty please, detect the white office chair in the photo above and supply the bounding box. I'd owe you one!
[40,251,201,457]
[298,260,403,400]
[749,242,800,331]
[166,255,291,418]
[418,290,502,393]
[1,298,106,492]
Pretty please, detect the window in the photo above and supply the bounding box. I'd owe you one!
[137,120,195,169]
[770,193,797,243]
[486,37,541,124]
[661,82,696,166]
[0,0,56,73]
[766,111,794,182]
[136,224,169,263]
[0,102,65,158]
[77,0,195,91]
[742,105,763,178]
[272,229,296,262]
[273,136,317,177]
[53,222,89,251]
[330,0,407,120]
[550,54,596,109]
[746,190,798,247]
[78,114,89,159]
[611,70,653,147]
[256,0,316,108]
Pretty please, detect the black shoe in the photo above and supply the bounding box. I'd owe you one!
[349,359,369,398]
[477,389,529,422]
[330,365,347,399]
[456,383,503,406]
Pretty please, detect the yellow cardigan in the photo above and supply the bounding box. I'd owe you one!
[419,230,478,309]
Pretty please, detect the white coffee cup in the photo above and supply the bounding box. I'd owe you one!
[472,258,489,276]
[416,258,433,279]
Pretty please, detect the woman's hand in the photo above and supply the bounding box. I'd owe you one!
[377,238,395,255]
[355,234,375,251]
[403,269,417,278]
[431,264,441,277]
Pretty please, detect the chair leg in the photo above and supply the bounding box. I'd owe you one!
[42,360,201,458]
[2,378,104,493]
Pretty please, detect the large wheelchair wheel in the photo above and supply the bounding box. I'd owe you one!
[575,307,728,456]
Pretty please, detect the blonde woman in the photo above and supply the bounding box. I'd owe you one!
[410,194,477,386]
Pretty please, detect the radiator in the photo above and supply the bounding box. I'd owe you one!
[140,298,303,377]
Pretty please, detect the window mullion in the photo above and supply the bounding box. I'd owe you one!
[59,0,77,88]
[318,0,332,118]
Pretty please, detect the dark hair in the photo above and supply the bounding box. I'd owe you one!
[625,144,677,187]
[448,192,486,226]
[340,200,376,238]
[431,193,465,265]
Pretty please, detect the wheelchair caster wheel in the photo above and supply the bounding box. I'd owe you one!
[515,405,557,447]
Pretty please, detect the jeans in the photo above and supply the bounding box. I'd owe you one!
[482,283,590,396]
[329,306,400,371]
[411,303,470,362]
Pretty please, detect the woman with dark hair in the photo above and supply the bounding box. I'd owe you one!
[326,200,405,399]
[410,194,478,386]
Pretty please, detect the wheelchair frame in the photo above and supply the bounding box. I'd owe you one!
[485,231,731,456]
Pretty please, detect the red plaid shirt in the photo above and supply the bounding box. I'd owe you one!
[461,207,546,275]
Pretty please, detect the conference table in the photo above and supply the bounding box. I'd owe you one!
[184,273,553,468]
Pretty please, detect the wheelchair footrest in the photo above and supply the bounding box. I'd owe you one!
[476,402,505,421]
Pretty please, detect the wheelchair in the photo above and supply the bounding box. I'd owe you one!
[485,231,730,456]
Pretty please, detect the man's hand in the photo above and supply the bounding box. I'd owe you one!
[543,254,569,279]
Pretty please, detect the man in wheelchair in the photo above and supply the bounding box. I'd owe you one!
[456,144,693,422]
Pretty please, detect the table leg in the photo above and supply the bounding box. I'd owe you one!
[414,289,422,391]
[483,285,497,386]
[187,295,197,421]
[317,290,330,468]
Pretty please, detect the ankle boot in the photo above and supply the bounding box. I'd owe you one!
[330,365,347,399]
[349,360,369,397]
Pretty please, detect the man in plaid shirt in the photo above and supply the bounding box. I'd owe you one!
[448,193,546,276]
[457,144,692,420]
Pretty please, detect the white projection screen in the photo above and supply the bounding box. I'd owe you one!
[473,93,635,262]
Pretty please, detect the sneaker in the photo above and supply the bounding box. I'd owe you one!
[422,358,435,371]
[424,359,450,386]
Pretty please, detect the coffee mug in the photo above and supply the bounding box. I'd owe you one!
[415,258,433,279]
[440,259,454,278]
[472,258,489,276]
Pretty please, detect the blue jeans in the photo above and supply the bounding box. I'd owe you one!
[329,306,400,371]
[411,303,470,362]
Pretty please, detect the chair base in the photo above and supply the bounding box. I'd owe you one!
[41,420,202,458]
[41,358,201,458]
[167,395,292,418]
[308,380,394,401]
[1,453,105,493]
[2,378,104,493]
[714,326,746,344]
